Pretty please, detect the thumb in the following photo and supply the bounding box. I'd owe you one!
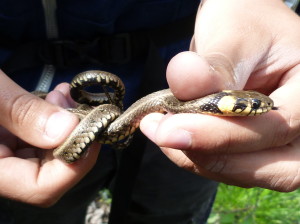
[166,51,238,100]
[0,70,78,149]
[167,0,284,100]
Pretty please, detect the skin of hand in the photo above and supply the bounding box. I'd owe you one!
[0,70,100,207]
[140,0,300,192]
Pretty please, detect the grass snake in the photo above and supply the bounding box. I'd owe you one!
[38,70,275,163]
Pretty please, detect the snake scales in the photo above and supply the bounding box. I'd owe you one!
[39,70,275,163]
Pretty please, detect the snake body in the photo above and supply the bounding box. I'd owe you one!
[51,70,275,163]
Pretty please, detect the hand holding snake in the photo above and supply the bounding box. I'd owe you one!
[141,0,300,192]
[0,0,298,208]
[48,70,274,163]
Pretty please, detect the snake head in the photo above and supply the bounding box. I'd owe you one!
[228,90,274,116]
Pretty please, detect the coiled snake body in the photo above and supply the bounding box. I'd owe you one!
[45,70,275,163]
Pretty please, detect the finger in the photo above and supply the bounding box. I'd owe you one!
[45,83,77,108]
[52,82,77,107]
[0,142,100,206]
[166,52,238,101]
[141,112,279,153]
[0,144,14,158]
[46,90,70,108]
[0,70,78,149]
[161,137,300,192]
[141,73,300,154]
[53,82,70,96]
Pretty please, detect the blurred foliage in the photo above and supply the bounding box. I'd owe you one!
[97,189,112,205]
[208,184,300,224]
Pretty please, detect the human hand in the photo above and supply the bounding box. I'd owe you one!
[0,70,100,206]
[141,0,300,191]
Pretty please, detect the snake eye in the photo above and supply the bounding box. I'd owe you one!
[251,99,261,109]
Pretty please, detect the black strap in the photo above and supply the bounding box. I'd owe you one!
[108,14,196,224]
[1,14,196,74]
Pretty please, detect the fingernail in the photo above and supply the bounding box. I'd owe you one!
[159,129,192,150]
[46,111,76,140]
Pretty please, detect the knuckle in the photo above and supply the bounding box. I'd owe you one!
[9,94,41,128]
[268,177,300,193]
[278,167,300,192]
[272,109,300,147]
[202,154,229,174]
[180,151,229,175]
[257,165,300,192]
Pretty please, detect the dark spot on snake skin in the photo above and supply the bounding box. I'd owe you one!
[199,92,230,114]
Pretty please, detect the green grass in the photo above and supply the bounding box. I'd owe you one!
[208,184,300,224]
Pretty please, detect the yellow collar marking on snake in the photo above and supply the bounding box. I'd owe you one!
[39,70,276,163]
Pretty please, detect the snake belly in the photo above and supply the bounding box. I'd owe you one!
[51,70,275,163]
